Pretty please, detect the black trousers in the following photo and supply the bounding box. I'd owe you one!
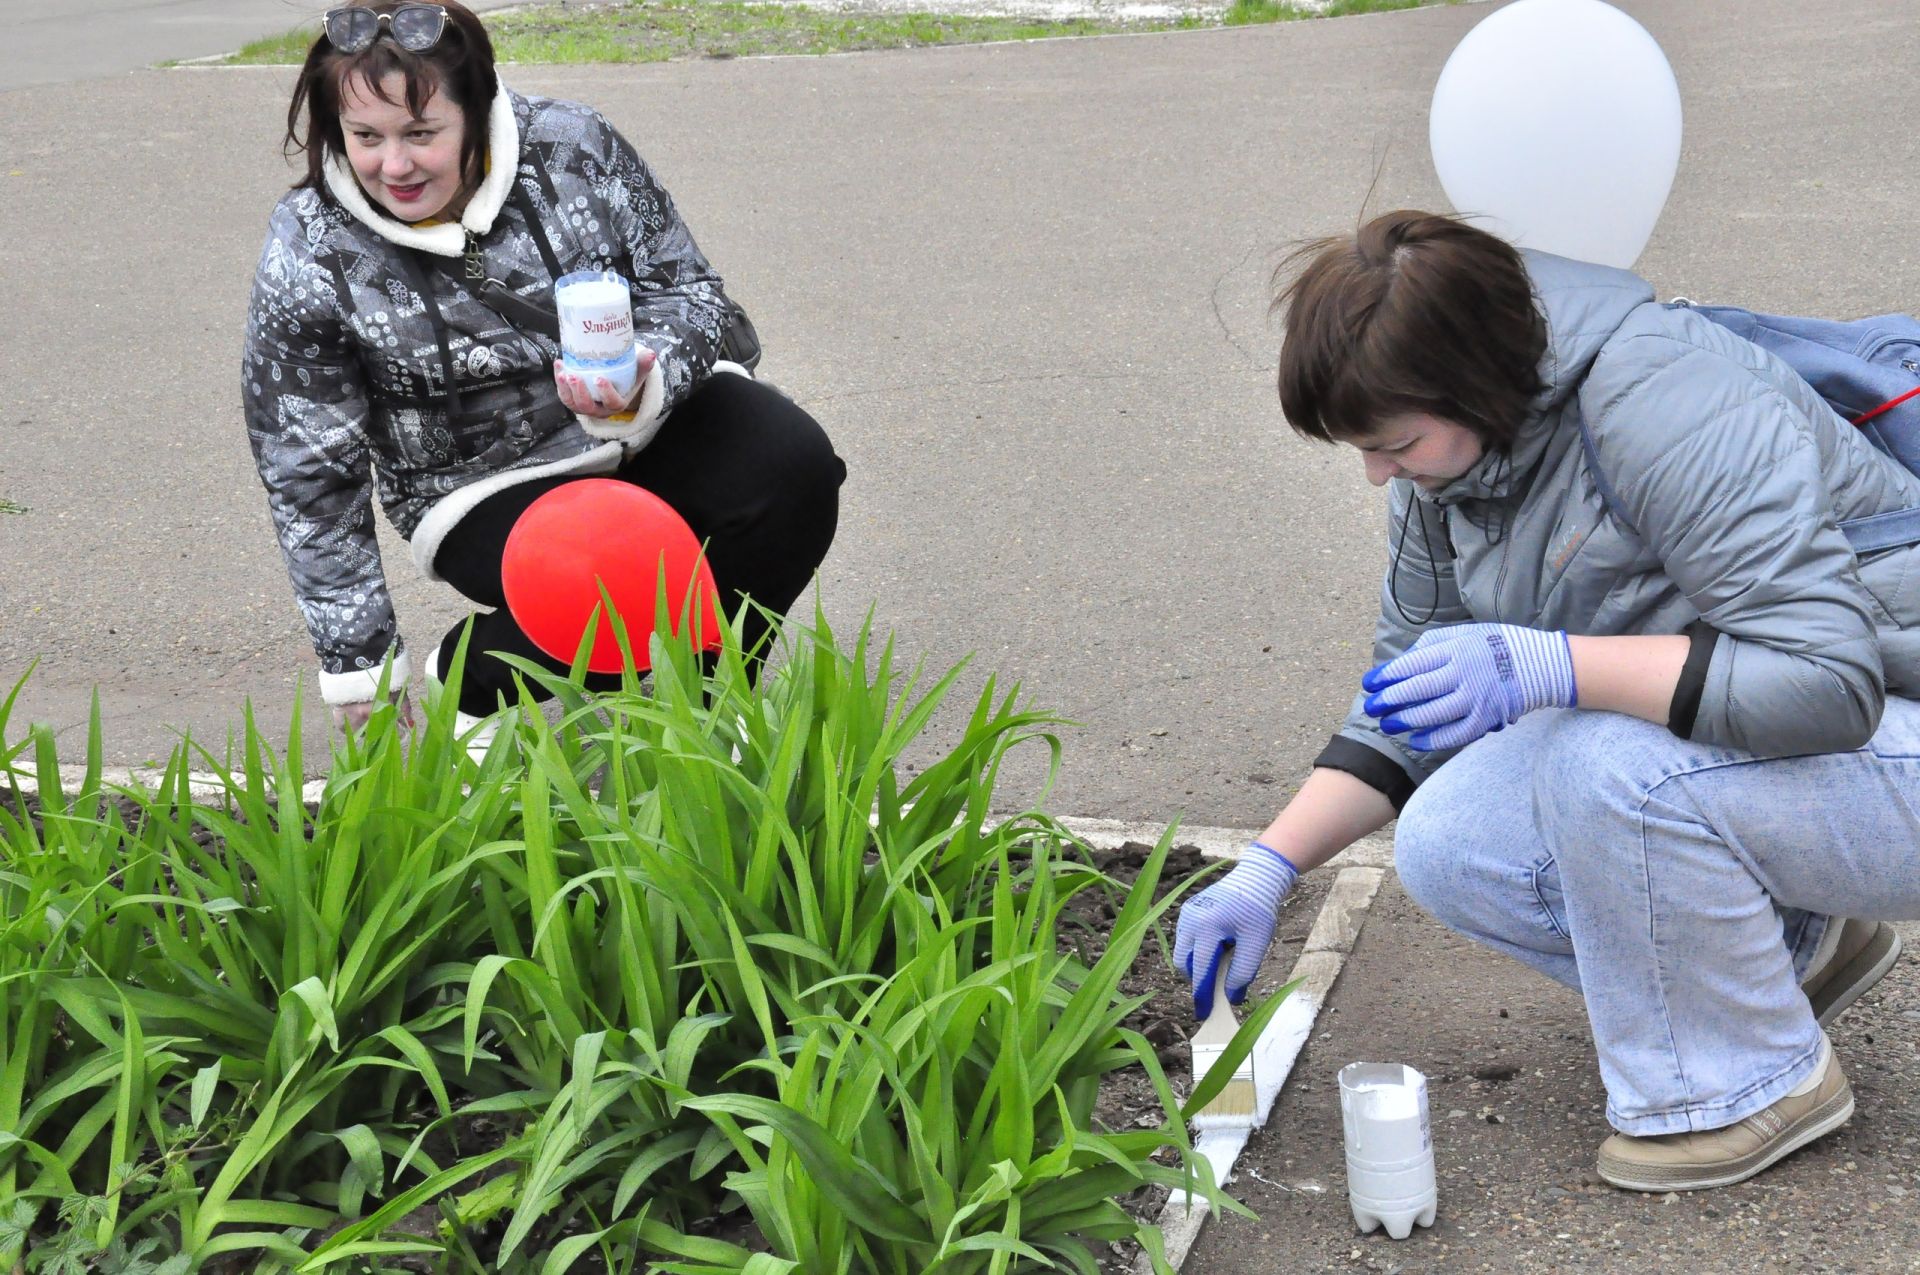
[432,373,846,717]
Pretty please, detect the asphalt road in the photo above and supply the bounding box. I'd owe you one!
[2,0,1916,831]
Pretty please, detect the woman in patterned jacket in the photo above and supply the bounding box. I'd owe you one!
[244,0,844,737]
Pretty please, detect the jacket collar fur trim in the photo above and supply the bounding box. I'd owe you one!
[321,83,520,258]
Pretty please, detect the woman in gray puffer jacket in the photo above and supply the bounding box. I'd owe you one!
[244,1,843,734]
[1173,210,1920,1193]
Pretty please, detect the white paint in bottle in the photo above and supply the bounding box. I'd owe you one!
[555,269,640,404]
[1337,1061,1437,1240]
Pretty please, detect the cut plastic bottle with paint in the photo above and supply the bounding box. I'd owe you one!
[555,269,641,406]
[1338,1061,1437,1239]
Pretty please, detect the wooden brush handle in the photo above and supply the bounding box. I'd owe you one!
[1193,965,1241,1048]
[1212,971,1234,1019]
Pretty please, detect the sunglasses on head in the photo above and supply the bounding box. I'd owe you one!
[323,4,449,54]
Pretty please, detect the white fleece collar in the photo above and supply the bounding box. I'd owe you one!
[321,83,519,257]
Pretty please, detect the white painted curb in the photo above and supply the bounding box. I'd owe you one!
[1055,815,1260,861]
[7,763,329,808]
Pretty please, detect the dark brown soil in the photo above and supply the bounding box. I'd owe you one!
[1073,842,1329,1131]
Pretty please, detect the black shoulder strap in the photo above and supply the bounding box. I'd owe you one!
[415,194,564,346]
[515,165,568,280]
[1574,391,1911,554]
[511,162,764,370]
[397,248,464,419]
[474,274,561,345]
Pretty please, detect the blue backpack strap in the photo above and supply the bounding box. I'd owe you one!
[1835,508,1920,554]
[1682,303,1920,427]
[1572,348,1920,553]
[1682,302,1920,552]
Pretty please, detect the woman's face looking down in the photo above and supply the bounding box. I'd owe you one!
[339,70,470,223]
[1346,412,1486,490]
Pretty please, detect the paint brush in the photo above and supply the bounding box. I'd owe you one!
[1190,971,1257,1130]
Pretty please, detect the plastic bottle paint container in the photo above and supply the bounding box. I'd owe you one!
[555,269,639,405]
[1337,1062,1437,1239]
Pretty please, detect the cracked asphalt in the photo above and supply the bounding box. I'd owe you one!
[1196,882,1920,1273]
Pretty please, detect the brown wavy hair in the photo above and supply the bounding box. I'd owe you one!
[283,1,498,194]
[1273,210,1546,448]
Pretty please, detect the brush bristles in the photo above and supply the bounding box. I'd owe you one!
[1192,1038,1258,1130]
[1191,976,1258,1130]
[1192,1077,1259,1127]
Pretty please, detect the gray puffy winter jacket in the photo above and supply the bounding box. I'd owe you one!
[242,85,734,705]
[1319,251,1920,806]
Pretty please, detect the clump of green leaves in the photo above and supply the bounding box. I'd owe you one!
[1,605,1283,1269]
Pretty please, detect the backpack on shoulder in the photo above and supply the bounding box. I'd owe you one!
[1575,303,1920,552]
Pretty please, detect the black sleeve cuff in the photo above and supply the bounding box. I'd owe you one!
[1666,621,1720,740]
[1313,735,1419,812]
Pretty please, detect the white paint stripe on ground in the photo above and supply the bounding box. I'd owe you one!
[8,764,329,806]
[1057,813,1394,873]
[8,765,1393,1271]
[1055,815,1258,860]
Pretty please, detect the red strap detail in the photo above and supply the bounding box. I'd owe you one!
[1851,385,1920,426]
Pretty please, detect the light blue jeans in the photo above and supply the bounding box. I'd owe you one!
[1394,701,1920,1136]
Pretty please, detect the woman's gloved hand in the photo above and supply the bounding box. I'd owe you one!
[1173,842,1300,1019]
[1363,622,1576,752]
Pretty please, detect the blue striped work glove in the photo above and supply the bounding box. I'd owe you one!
[1362,622,1577,752]
[1173,842,1299,1020]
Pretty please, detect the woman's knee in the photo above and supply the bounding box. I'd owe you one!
[676,376,845,520]
[736,383,845,560]
[714,375,843,478]
[1393,716,1562,925]
[776,404,847,521]
[1530,710,1691,842]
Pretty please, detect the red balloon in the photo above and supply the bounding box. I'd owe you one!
[501,479,722,674]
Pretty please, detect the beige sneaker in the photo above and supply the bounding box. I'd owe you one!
[1802,918,1902,1028]
[1596,1042,1853,1192]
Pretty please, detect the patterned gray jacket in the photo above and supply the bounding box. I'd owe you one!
[242,85,734,705]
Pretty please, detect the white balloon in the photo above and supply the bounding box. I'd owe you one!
[1429,0,1682,269]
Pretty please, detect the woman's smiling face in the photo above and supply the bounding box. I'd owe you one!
[338,70,469,223]
[1346,412,1486,489]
